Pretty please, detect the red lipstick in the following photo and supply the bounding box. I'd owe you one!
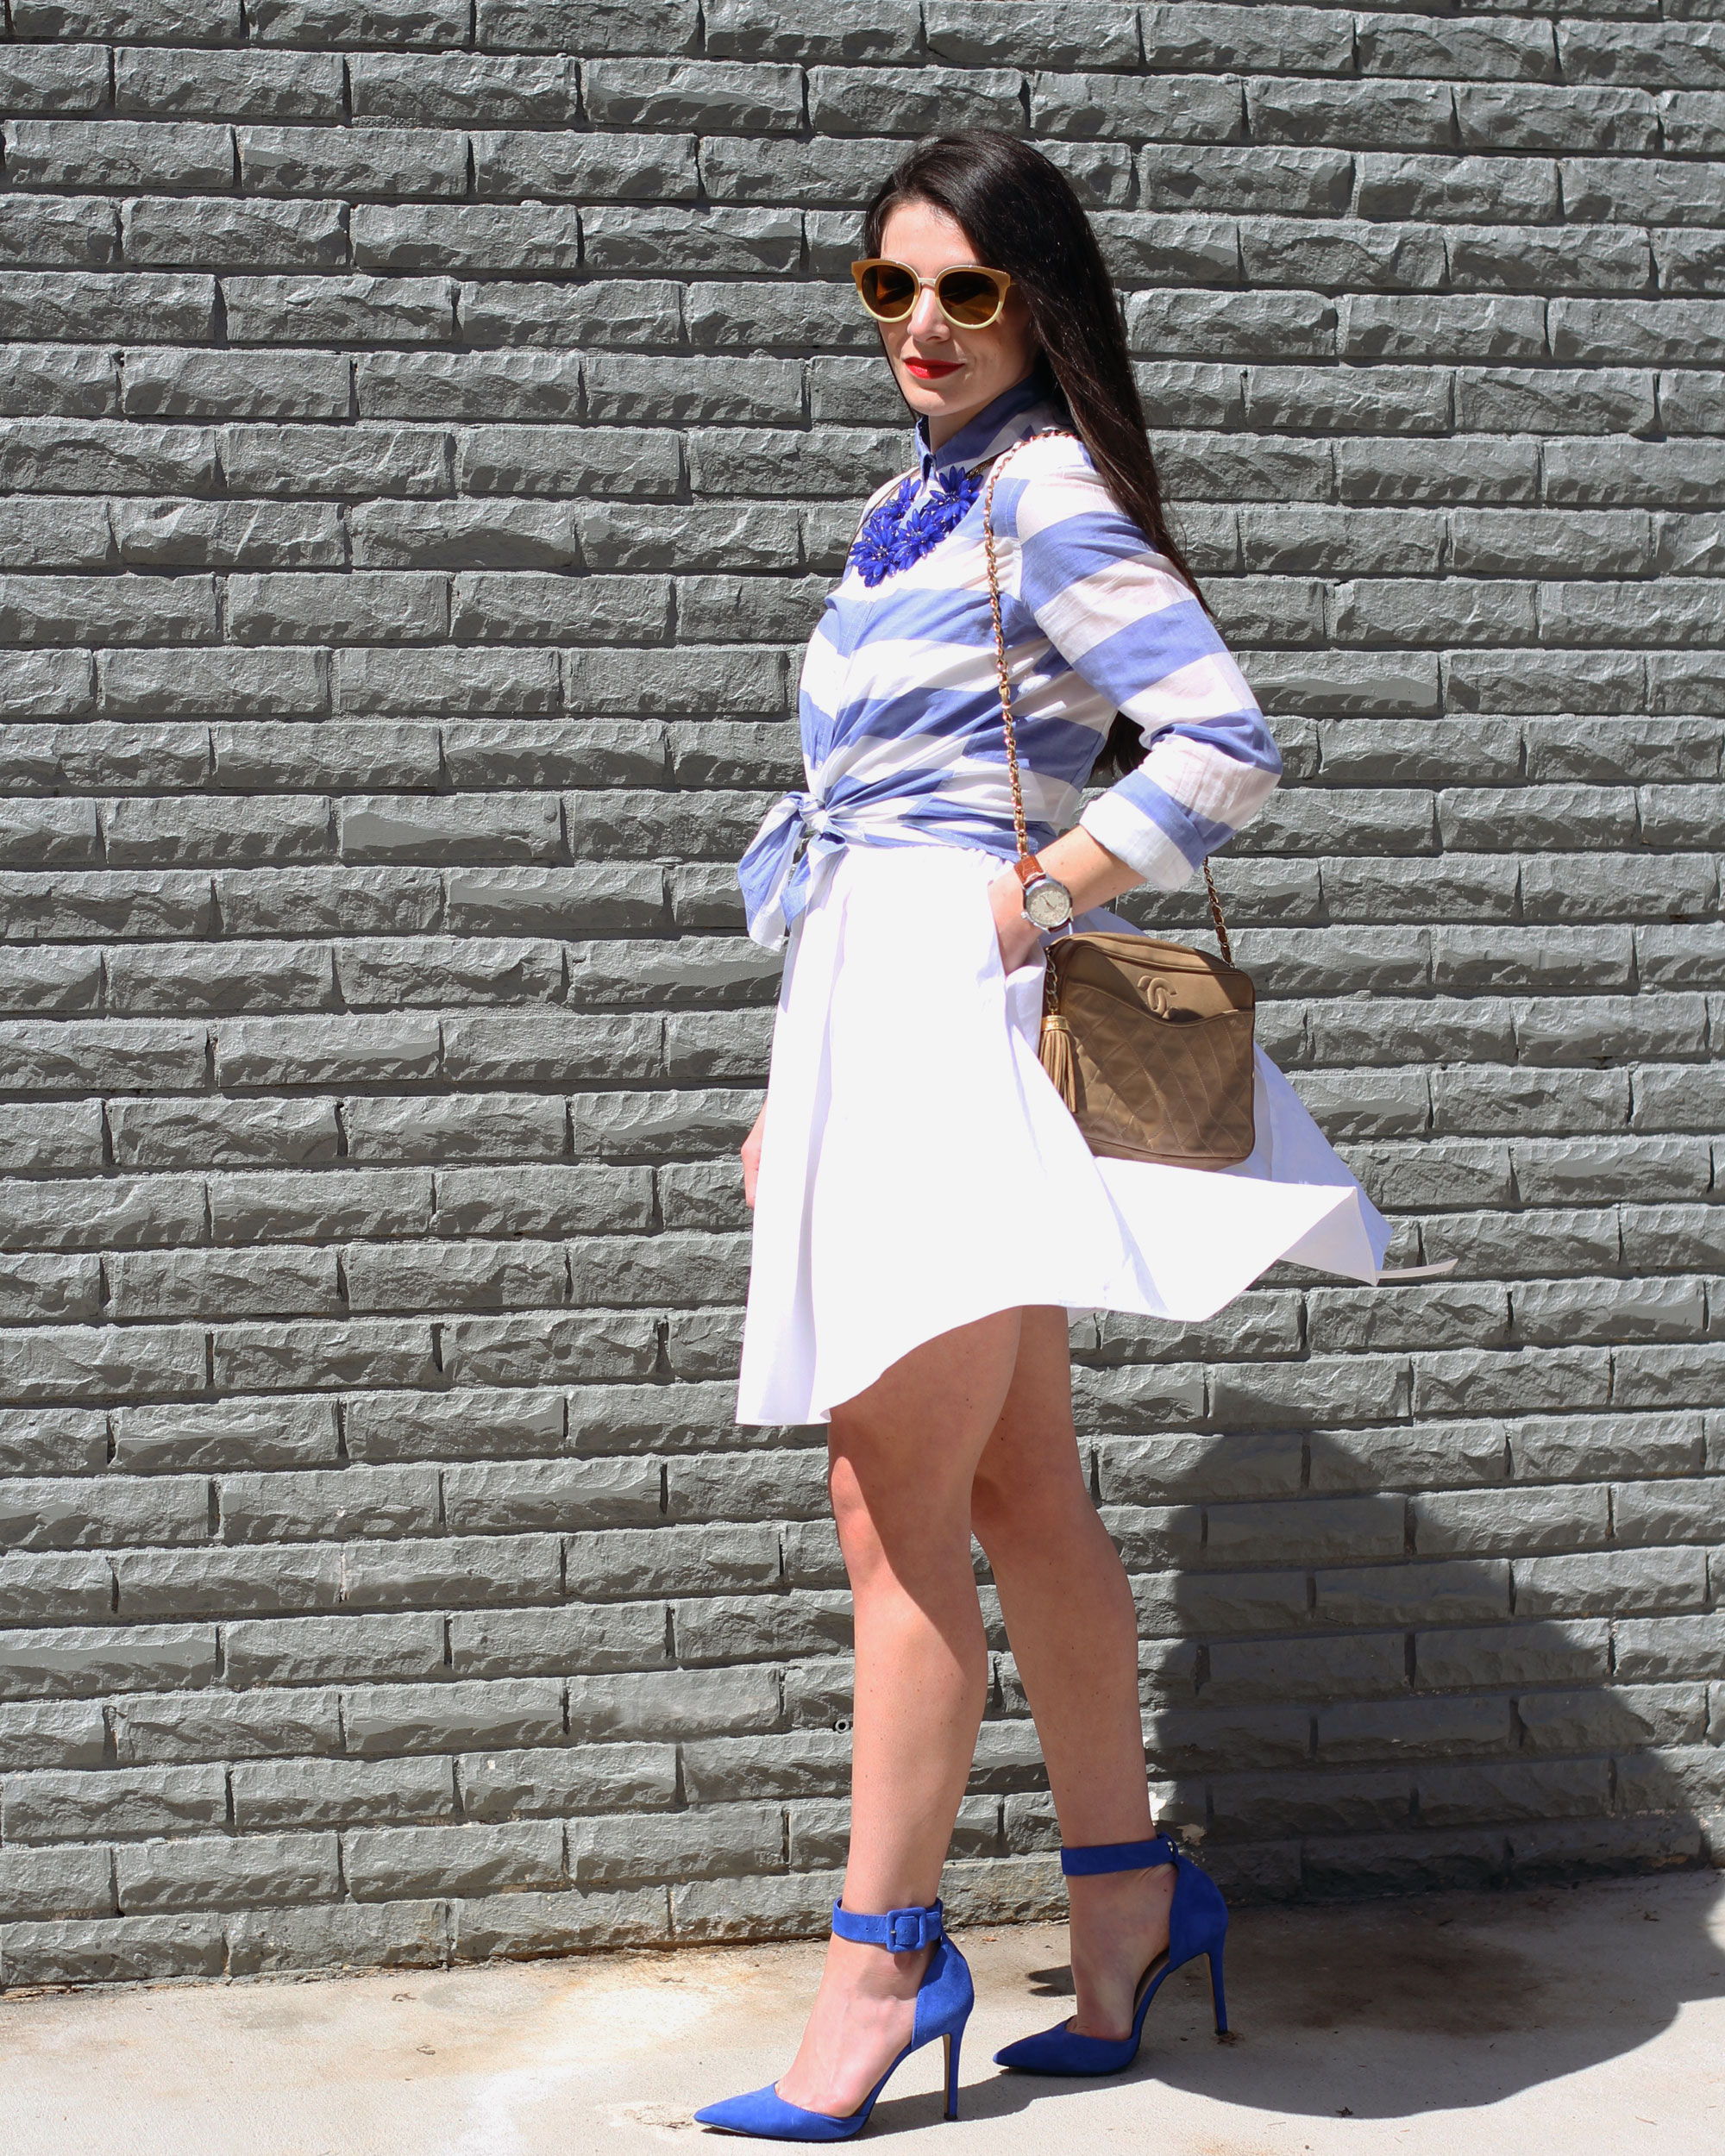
[904,357,963,380]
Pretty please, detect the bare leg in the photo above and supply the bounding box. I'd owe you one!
[774,1308,1022,2117]
[970,1306,1174,2041]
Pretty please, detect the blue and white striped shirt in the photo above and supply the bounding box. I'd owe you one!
[739,373,1282,950]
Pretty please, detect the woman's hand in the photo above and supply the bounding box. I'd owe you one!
[989,831,1147,975]
[989,870,1044,975]
[741,1104,767,1209]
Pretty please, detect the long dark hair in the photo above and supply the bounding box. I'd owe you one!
[862,129,1203,777]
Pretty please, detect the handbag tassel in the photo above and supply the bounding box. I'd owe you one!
[1038,1011,1080,1113]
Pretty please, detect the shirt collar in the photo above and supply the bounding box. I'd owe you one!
[913,373,1063,486]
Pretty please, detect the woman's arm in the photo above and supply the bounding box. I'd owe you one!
[987,440,1282,969]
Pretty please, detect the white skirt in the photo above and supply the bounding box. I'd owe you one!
[737,843,1393,1428]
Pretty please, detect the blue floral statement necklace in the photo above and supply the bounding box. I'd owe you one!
[848,461,984,587]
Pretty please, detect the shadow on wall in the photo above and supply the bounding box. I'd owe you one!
[926,1333,1725,2122]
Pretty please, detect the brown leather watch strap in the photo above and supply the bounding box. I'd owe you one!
[1013,854,1044,890]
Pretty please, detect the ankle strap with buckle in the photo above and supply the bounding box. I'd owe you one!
[1060,1835,1177,1877]
[831,1899,945,1951]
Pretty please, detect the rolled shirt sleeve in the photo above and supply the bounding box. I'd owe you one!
[1006,444,1283,890]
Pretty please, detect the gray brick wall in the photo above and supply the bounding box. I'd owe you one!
[1,1,1722,1989]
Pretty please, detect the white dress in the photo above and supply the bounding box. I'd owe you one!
[733,379,1396,1429]
[737,843,1390,1428]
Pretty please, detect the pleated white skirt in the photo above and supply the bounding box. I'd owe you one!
[737,842,1391,1428]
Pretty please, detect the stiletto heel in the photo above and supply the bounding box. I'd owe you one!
[695,1897,973,2140]
[993,1833,1229,2078]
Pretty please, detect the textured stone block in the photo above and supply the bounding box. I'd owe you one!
[0,1323,209,1407]
[0,1912,227,1986]
[122,197,351,275]
[442,1457,660,1535]
[462,276,683,352]
[672,1588,848,1666]
[342,1678,565,1758]
[0,1843,114,1921]
[0,1546,110,1625]
[441,1309,660,1388]
[3,1764,226,1846]
[229,279,457,365]
[342,1387,563,1465]
[0,1468,209,1552]
[218,1466,441,1545]
[106,1682,336,1768]
[207,1317,439,1395]
[116,44,341,122]
[1205,1632,1408,1706]
[1519,1684,1705,1756]
[0,1622,219,1704]
[452,1882,668,1959]
[0,1401,108,1478]
[352,203,582,276]
[565,1667,779,1744]
[6,120,235,195]
[0,43,110,118]
[1413,1620,1609,1695]
[1515,1548,1708,1619]
[459,1741,675,1821]
[226,1896,448,1977]
[0,270,217,346]
[116,1833,341,1914]
[1513,1410,1704,1485]
[217,1610,415,1688]
[568,1800,781,1888]
[236,122,466,201]
[449,1601,669,1679]
[344,1819,563,1900]
[348,47,578,125]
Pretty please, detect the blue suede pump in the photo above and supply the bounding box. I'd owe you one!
[993,1833,1227,2076]
[694,1898,973,2140]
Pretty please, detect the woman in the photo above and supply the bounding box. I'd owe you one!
[696,132,1389,2140]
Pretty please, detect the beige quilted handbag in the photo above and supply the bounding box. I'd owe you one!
[982,432,1258,1169]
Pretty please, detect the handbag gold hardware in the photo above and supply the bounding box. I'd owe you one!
[982,430,1258,1169]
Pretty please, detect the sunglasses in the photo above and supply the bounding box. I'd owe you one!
[850,256,1015,330]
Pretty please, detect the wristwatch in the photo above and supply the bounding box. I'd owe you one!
[1013,853,1075,930]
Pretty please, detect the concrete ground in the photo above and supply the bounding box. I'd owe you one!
[5,1871,1724,2156]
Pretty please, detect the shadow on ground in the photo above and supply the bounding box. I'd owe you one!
[863,1871,1725,2133]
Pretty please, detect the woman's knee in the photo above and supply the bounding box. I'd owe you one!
[971,1436,1088,1548]
[828,1451,883,1560]
[828,1450,876,1541]
[829,1380,988,1523]
[828,1446,970,1590]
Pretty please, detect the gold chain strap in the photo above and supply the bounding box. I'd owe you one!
[980,430,1053,867]
[980,427,1234,966]
[1201,861,1232,967]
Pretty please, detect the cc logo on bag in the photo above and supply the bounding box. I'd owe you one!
[1145,980,1174,1016]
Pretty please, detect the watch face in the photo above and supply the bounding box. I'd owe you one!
[1025,876,1074,929]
